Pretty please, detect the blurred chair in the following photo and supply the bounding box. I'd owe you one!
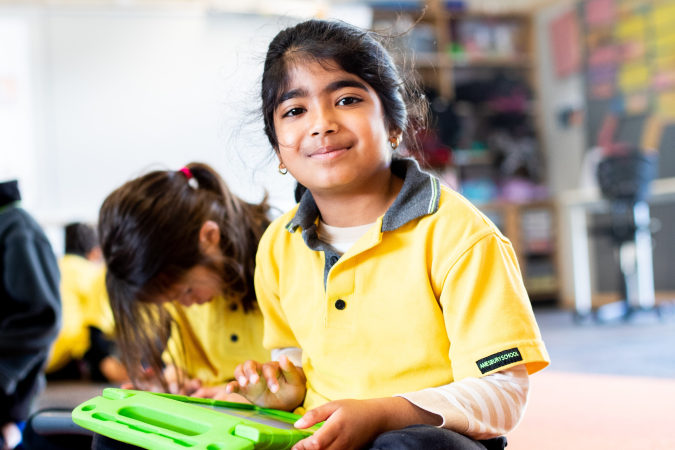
[22,409,93,450]
[591,149,660,320]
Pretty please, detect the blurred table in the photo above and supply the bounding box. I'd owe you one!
[560,177,675,316]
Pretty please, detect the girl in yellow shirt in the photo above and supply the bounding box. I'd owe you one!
[227,20,549,450]
[98,163,270,399]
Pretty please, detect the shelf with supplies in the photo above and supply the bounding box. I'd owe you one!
[371,1,557,303]
[479,201,560,303]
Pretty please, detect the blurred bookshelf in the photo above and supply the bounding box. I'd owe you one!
[371,0,558,304]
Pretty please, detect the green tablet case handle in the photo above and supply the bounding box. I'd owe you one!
[72,388,319,450]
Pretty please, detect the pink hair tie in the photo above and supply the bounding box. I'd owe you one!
[179,167,193,180]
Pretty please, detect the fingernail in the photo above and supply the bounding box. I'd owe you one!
[249,375,257,383]
[239,377,247,385]
[294,418,305,428]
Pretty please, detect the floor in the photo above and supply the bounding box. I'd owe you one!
[508,308,675,449]
[533,307,675,378]
[32,308,675,449]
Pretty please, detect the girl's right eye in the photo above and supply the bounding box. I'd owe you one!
[283,107,306,118]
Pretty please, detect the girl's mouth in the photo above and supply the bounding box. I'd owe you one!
[310,146,351,160]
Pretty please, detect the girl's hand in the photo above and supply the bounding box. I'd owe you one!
[121,365,202,395]
[291,399,386,450]
[225,355,306,411]
[292,397,443,450]
[191,385,251,404]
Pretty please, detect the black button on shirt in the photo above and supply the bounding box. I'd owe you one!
[330,256,339,266]
[335,299,346,310]
[230,334,238,342]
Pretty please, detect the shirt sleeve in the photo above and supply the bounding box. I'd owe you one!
[271,347,303,367]
[439,231,549,381]
[254,238,301,352]
[0,228,61,395]
[396,364,530,439]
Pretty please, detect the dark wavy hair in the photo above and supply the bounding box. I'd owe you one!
[261,19,428,154]
[64,222,98,257]
[98,162,269,390]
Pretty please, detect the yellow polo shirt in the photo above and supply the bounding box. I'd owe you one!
[163,296,270,386]
[47,254,110,372]
[255,159,549,411]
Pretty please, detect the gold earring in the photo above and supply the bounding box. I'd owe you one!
[390,138,400,150]
[278,163,288,175]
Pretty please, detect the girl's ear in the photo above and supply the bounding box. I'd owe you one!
[388,133,402,149]
[389,128,402,144]
[199,221,221,256]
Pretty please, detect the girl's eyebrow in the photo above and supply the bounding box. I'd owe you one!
[324,79,369,94]
[278,79,368,105]
[279,88,308,104]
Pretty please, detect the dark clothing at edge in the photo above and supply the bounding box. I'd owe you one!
[0,180,61,433]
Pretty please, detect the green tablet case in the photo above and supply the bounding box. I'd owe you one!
[72,388,320,450]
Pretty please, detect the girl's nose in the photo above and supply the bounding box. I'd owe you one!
[310,107,338,137]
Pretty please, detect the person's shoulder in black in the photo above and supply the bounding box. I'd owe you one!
[0,180,61,446]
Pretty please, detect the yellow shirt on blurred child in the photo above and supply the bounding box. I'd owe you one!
[163,296,270,386]
[46,254,112,372]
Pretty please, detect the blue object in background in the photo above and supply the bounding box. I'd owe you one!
[461,178,498,205]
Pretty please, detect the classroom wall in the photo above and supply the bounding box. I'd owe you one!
[534,2,588,307]
[0,6,300,253]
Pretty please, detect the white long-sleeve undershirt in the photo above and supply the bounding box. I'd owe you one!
[270,348,529,439]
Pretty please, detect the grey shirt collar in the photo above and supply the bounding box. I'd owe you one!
[286,158,441,236]
[285,159,441,288]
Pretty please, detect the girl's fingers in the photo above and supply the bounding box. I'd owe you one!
[298,422,338,450]
[295,402,340,429]
[225,380,240,394]
[279,355,304,386]
[233,363,247,387]
[261,363,281,394]
[242,360,261,385]
[186,378,202,395]
[120,382,133,390]
[191,387,210,398]
[213,392,251,404]
[291,437,312,450]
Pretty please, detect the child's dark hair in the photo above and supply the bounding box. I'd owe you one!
[262,19,427,154]
[98,162,270,390]
[64,222,99,257]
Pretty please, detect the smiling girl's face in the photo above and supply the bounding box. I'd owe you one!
[273,60,397,194]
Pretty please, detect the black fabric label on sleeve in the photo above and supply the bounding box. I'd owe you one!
[476,348,523,374]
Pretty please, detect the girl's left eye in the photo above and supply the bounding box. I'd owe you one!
[337,97,361,106]
[283,107,306,118]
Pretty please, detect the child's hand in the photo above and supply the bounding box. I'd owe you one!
[291,399,387,450]
[121,365,202,395]
[291,397,442,450]
[191,385,251,404]
[225,355,306,411]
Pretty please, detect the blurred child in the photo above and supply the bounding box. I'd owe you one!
[97,163,270,398]
[0,180,61,450]
[227,20,550,450]
[45,223,127,383]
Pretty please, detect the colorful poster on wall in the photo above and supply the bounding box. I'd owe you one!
[656,91,675,121]
[550,11,582,78]
[585,0,616,26]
